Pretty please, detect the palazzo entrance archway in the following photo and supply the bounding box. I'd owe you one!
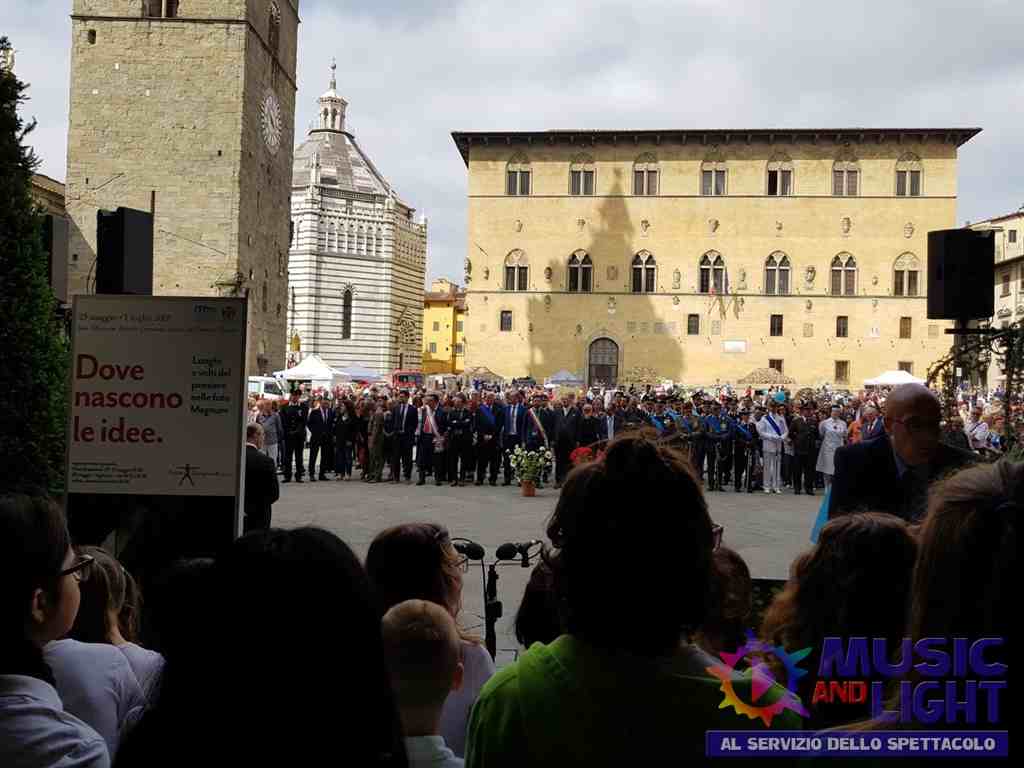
[588,338,619,387]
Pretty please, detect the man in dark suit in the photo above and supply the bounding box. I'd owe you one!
[601,400,625,443]
[390,390,418,483]
[244,423,279,533]
[789,401,819,495]
[416,393,446,486]
[474,391,503,486]
[828,384,974,522]
[306,396,335,481]
[280,390,308,483]
[553,393,582,488]
[502,391,528,485]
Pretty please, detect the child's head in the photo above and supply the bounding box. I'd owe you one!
[69,545,142,644]
[694,546,752,655]
[381,600,463,721]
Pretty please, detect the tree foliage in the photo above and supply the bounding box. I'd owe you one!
[0,36,70,493]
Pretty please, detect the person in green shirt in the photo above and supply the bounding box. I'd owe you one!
[465,432,802,767]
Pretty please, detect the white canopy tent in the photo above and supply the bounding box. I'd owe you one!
[864,370,925,386]
[274,354,350,384]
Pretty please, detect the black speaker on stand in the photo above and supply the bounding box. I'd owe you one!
[927,228,994,321]
[96,207,153,295]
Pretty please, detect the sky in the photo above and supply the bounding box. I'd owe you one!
[6,0,1024,285]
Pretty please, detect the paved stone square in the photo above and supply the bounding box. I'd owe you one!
[272,473,820,664]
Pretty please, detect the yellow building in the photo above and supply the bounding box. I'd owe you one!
[970,209,1024,386]
[422,278,467,374]
[451,128,980,388]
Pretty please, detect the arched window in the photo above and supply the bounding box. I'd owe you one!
[699,251,726,294]
[504,250,529,291]
[833,151,860,196]
[893,252,921,296]
[375,227,383,257]
[317,217,326,250]
[570,154,595,196]
[341,288,353,340]
[327,221,336,251]
[268,2,281,55]
[831,253,857,296]
[633,153,658,196]
[567,251,592,292]
[630,251,656,293]
[701,151,727,196]
[895,152,922,197]
[506,154,531,196]
[764,252,791,295]
[766,154,793,196]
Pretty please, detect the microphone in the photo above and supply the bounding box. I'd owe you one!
[495,542,519,561]
[496,540,542,565]
[453,540,485,561]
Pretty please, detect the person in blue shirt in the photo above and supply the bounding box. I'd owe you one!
[731,410,756,492]
[703,402,732,491]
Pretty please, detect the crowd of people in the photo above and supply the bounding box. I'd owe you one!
[244,378,1011,526]
[2,413,1015,766]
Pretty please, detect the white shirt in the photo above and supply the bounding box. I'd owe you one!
[756,411,788,451]
[43,640,146,762]
[0,674,109,768]
[966,418,989,449]
[439,641,495,758]
[115,643,164,703]
[404,736,463,768]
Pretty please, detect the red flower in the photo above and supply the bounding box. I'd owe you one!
[570,446,594,465]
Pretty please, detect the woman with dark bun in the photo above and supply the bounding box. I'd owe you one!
[465,432,801,767]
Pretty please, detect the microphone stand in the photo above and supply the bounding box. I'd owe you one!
[484,562,501,661]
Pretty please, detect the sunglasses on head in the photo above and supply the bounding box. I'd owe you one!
[432,525,470,571]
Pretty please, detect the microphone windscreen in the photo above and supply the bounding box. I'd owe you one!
[496,543,519,560]
[454,541,485,561]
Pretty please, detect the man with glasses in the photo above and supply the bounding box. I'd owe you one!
[828,383,975,522]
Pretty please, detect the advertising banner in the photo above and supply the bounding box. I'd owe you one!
[66,295,247,497]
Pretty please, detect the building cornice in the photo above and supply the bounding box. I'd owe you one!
[451,127,983,166]
[70,15,297,91]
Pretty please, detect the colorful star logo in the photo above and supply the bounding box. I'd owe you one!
[706,630,812,726]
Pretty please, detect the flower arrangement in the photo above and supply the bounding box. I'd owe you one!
[569,446,594,466]
[506,444,553,484]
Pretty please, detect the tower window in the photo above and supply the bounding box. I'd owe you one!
[500,311,513,332]
[342,288,353,340]
[687,314,700,335]
[836,316,849,338]
[144,0,178,18]
[87,30,96,44]
[770,314,784,337]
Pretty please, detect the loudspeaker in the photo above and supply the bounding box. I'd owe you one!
[41,213,69,303]
[96,207,153,295]
[927,228,994,320]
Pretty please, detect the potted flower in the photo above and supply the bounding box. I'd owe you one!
[506,444,553,497]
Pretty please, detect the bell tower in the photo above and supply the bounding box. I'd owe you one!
[65,1,300,374]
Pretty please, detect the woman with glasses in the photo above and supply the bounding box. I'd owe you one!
[366,523,495,759]
[0,493,110,767]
